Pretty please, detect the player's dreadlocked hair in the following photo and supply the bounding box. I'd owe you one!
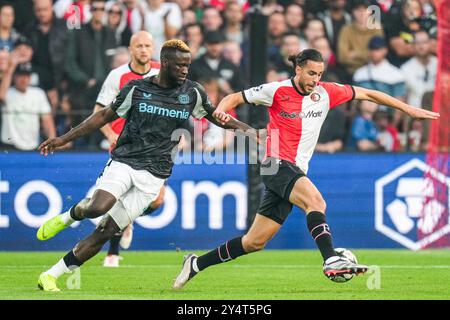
[288,49,324,68]
[160,39,191,61]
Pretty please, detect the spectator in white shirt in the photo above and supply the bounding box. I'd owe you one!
[139,0,182,60]
[0,60,55,150]
[400,30,437,108]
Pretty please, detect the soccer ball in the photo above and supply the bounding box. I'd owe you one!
[329,248,358,283]
[335,247,357,264]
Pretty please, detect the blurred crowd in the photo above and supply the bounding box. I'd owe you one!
[0,0,438,153]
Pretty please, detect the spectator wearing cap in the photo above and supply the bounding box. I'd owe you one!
[353,36,406,131]
[23,0,68,111]
[353,36,405,98]
[0,4,21,52]
[337,0,383,76]
[12,36,33,67]
[0,60,56,150]
[188,31,244,93]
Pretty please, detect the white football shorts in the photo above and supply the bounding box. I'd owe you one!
[94,159,165,229]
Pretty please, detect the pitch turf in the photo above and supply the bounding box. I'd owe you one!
[0,250,449,300]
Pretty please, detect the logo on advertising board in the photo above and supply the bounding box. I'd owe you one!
[375,159,450,250]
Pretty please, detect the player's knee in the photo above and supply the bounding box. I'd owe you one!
[85,201,111,218]
[243,236,267,252]
[307,194,326,213]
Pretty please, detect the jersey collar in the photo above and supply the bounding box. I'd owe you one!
[129,63,152,76]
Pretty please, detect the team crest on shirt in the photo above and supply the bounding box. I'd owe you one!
[178,94,190,104]
[310,93,321,102]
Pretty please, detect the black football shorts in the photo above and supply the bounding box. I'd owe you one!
[257,157,306,224]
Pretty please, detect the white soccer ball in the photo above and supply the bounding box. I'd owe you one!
[329,248,358,283]
[335,247,357,263]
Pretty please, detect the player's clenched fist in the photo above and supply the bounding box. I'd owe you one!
[38,137,65,156]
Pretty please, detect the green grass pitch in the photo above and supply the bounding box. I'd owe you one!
[1,250,449,300]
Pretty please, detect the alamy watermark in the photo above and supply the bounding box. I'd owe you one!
[366,265,381,290]
[66,266,81,290]
[367,5,382,30]
[66,6,82,30]
[170,127,281,175]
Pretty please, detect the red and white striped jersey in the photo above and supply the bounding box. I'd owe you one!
[242,78,354,173]
[96,62,160,134]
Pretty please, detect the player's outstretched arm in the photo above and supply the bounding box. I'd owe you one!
[38,107,119,156]
[212,92,244,125]
[353,86,440,120]
[204,112,260,145]
[205,112,252,131]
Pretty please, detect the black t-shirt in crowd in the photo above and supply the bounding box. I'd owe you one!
[110,76,213,178]
[384,14,416,67]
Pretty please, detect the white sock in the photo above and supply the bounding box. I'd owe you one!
[60,208,76,225]
[192,257,199,273]
[325,256,340,265]
[44,258,71,279]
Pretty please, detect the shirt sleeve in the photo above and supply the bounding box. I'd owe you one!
[192,83,214,120]
[321,82,355,109]
[242,82,279,107]
[96,69,120,107]
[110,81,136,118]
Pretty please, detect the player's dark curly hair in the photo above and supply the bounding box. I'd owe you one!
[288,49,324,68]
